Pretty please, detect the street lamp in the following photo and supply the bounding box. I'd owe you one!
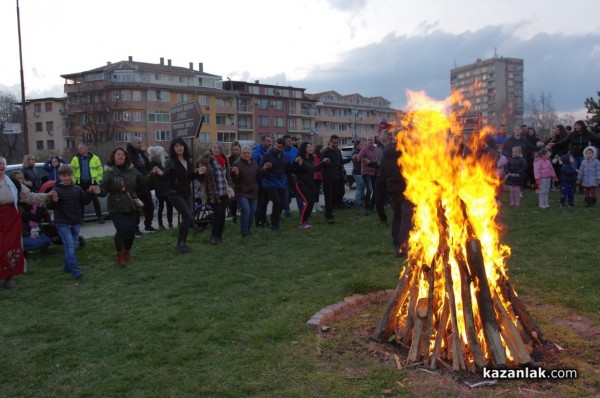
[349,108,362,142]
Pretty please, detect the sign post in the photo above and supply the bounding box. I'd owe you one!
[170,100,204,139]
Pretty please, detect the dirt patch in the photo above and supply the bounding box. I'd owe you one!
[316,296,600,397]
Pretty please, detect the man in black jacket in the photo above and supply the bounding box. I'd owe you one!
[318,135,351,224]
[378,129,412,257]
[126,137,155,234]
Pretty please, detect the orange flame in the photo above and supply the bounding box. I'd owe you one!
[395,90,516,365]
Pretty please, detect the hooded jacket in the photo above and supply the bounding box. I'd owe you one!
[560,154,578,183]
[576,146,600,187]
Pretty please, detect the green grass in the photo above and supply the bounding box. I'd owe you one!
[1,189,599,397]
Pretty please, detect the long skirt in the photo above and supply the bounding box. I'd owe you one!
[0,205,26,279]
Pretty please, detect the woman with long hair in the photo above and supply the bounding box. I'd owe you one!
[197,142,233,245]
[313,144,324,212]
[161,137,198,253]
[22,154,41,192]
[96,148,160,265]
[294,142,317,228]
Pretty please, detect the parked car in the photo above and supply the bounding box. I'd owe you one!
[340,145,355,187]
[6,162,109,221]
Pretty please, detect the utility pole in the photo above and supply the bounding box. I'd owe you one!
[16,0,29,153]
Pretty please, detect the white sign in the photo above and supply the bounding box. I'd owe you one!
[3,123,22,135]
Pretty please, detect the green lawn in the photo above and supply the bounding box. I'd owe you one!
[1,189,599,397]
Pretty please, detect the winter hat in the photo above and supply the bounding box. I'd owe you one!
[148,146,165,156]
[560,154,571,164]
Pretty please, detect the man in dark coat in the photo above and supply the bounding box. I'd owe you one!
[126,137,155,234]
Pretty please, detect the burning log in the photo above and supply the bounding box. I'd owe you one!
[373,90,542,372]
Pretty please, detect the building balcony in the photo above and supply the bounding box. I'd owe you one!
[237,105,254,113]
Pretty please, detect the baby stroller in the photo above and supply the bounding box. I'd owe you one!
[192,180,213,234]
[38,180,86,248]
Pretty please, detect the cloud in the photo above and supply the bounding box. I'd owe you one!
[289,25,600,114]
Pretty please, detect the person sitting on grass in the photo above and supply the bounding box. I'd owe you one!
[47,164,94,279]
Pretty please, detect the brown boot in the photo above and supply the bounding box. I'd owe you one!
[116,251,126,267]
[123,250,133,263]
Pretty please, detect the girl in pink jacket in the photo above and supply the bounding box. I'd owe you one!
[534,148,557,208]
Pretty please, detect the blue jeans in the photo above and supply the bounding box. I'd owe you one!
[363,174,375,208]
[237,196,257,236]
[353,175,365,206]
[55,223,81,273]
[22,235,52,252]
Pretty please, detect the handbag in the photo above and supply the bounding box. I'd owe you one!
[126,191,144,209]
[225,183,235,199]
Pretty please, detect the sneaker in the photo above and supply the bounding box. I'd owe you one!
[177,243,190,253]
[299,223,311,229]
[135,229,144,237]
[71,268,84,279]
[145,226,157,232]
[304,223,312,228]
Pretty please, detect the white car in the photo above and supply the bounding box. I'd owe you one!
[340,145,355,187]
[6,162,109,221]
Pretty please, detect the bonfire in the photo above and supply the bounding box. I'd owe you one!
[373,91,543,372]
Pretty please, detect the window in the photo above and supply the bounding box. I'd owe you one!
[121,90,131,101]
[148,90,170,102]
[45,102,53,112]
[116,131,142,142]
[80,115,89,125]
[36,140,43,150]
[257,100,269,110]
[155,73,162,81]
[198,95,209,106]
[198,133,210,143]
[35,122,43,132]
[34,103,41,113]
[122,112,131,122]
[176,93,188,102]
[271,100,283,110]
[274,117,284,127]
[47,140,55,150]
[258,116,269,127]
[132,111,142,122]
[217,132,236,143]
[132,91,142,101]
[216,115,227,125]
[65,138,75,148]
[155,130,172,141]
[82,133,92,143]
[147,111,170,123]
[46,121,54,132]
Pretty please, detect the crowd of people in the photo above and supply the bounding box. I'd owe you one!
[3,119,599,289]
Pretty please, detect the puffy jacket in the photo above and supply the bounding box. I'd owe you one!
[98,163,154,213]
[576,146,600,187]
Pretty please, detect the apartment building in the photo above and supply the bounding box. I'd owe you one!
[450,56,524,130]
[22,57,399,159]
[307,91,400,145]
[60,57,234,158]
[222,80,318,144]
[24,97,72,159]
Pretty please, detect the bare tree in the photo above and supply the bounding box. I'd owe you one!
[524,91,559,139]
[0,91,25,163]
[66,82,131,161]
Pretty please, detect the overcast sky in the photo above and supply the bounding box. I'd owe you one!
[1,0,598,118]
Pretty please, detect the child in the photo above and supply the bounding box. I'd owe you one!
[559,154,578,208]
[533,148,557,208]
[505,146,526,207]
[576,146,600,207]
[47,164,92,278]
